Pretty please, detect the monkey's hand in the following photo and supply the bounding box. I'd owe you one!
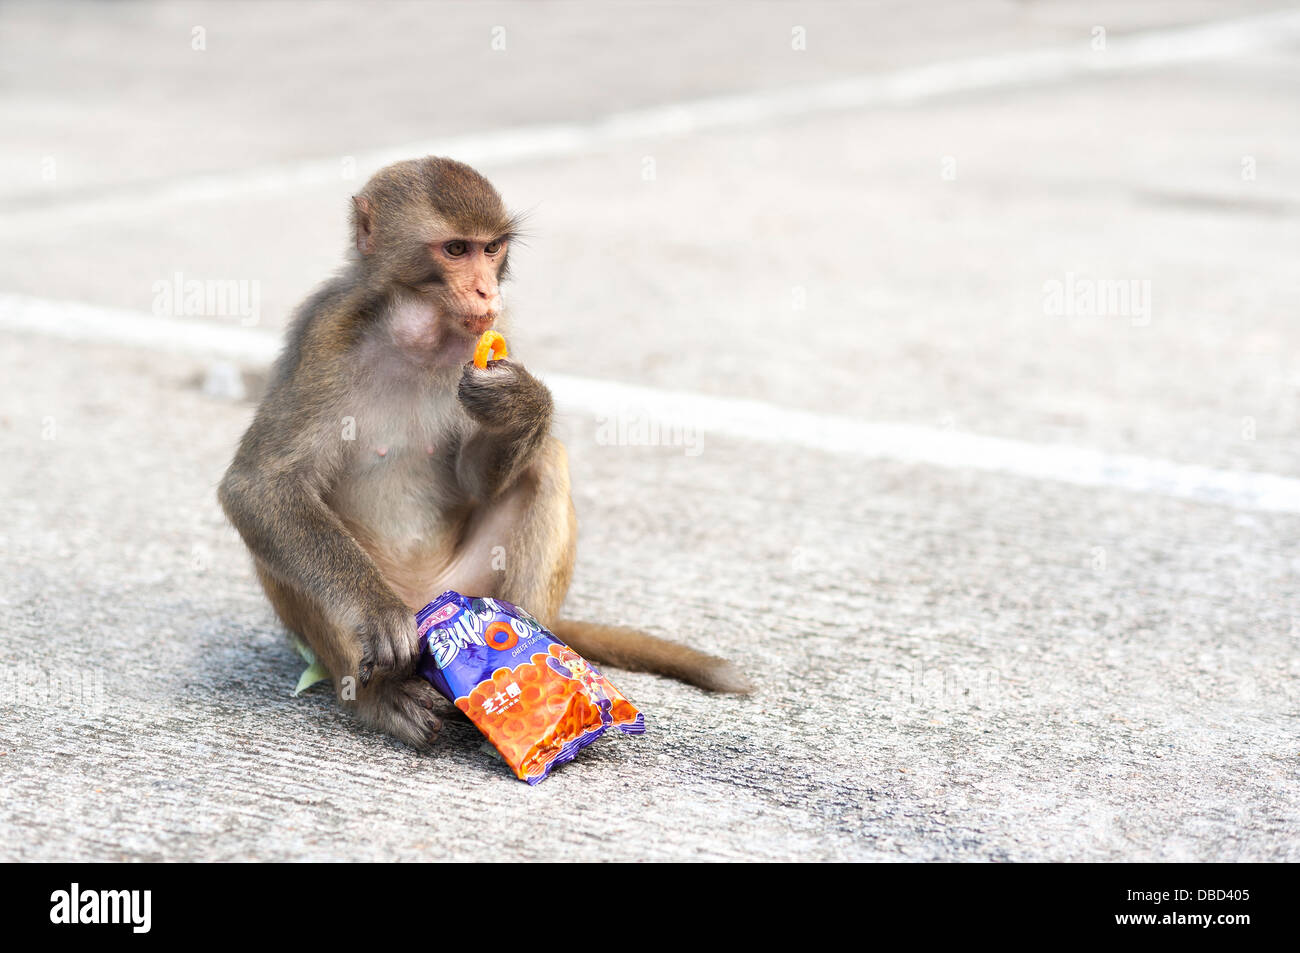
[455,360,554,500]
[357,601,421,685]
[456,359,553,434]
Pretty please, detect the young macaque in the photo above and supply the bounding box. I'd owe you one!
[219,157,751,748]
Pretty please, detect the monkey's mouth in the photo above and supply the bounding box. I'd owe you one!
[460,313,497,336]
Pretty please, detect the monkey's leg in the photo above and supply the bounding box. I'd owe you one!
[257,564,445,749]
[439,436,577,623]
[444,439,753,693]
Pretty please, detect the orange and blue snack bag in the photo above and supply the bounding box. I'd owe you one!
[416,590,645,783]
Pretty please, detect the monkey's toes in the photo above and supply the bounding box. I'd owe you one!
[388,680,445,750]
[355,678,444,751]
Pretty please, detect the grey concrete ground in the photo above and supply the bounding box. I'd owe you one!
[1,1,1298,861]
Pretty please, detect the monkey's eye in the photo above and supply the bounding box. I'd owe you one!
[443,241,468,257]
[484,240,502,255]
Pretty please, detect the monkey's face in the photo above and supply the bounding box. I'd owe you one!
[352,158,520,354]
[410,236,508,338]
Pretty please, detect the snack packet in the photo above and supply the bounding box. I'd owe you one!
[416,590,645,783]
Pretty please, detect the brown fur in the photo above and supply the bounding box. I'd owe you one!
[218,156,751,751]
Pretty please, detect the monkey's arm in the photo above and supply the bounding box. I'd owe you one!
[455,359,554,501]
[218,412,417,683]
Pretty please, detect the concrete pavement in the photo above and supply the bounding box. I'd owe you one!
[1,1,1297,861]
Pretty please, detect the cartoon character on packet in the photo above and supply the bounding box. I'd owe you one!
[547,645,613,725]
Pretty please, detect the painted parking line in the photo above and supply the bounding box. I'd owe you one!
[9,9,1300,231]
[4,291,1298,513]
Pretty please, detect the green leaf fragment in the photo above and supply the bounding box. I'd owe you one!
[289,634,330,697]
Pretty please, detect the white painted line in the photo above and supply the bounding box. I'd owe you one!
[0,293,279,365]
[5,291,1299,514]
[11,8,1300,231]
[544,374,1300,514]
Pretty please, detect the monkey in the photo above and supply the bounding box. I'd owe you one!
[218,156,752,750]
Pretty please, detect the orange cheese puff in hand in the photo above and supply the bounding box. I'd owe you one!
[473,330,507,369]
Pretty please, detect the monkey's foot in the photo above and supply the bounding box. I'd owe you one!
[354,677,444,751]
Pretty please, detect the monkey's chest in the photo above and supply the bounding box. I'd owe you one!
[326,422,466,608]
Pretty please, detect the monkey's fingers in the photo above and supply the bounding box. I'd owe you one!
[473,330,508,369]
[357,642,386,686]
[357,608,420,684]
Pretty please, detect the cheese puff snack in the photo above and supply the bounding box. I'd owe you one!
[473,330,507,369]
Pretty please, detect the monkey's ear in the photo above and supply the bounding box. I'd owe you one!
[352,196,376,256]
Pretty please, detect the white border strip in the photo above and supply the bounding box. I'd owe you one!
[11,8,1300,229]
[4,292,1299,514]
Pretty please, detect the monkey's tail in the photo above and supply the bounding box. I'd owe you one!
[549,620,754,694]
